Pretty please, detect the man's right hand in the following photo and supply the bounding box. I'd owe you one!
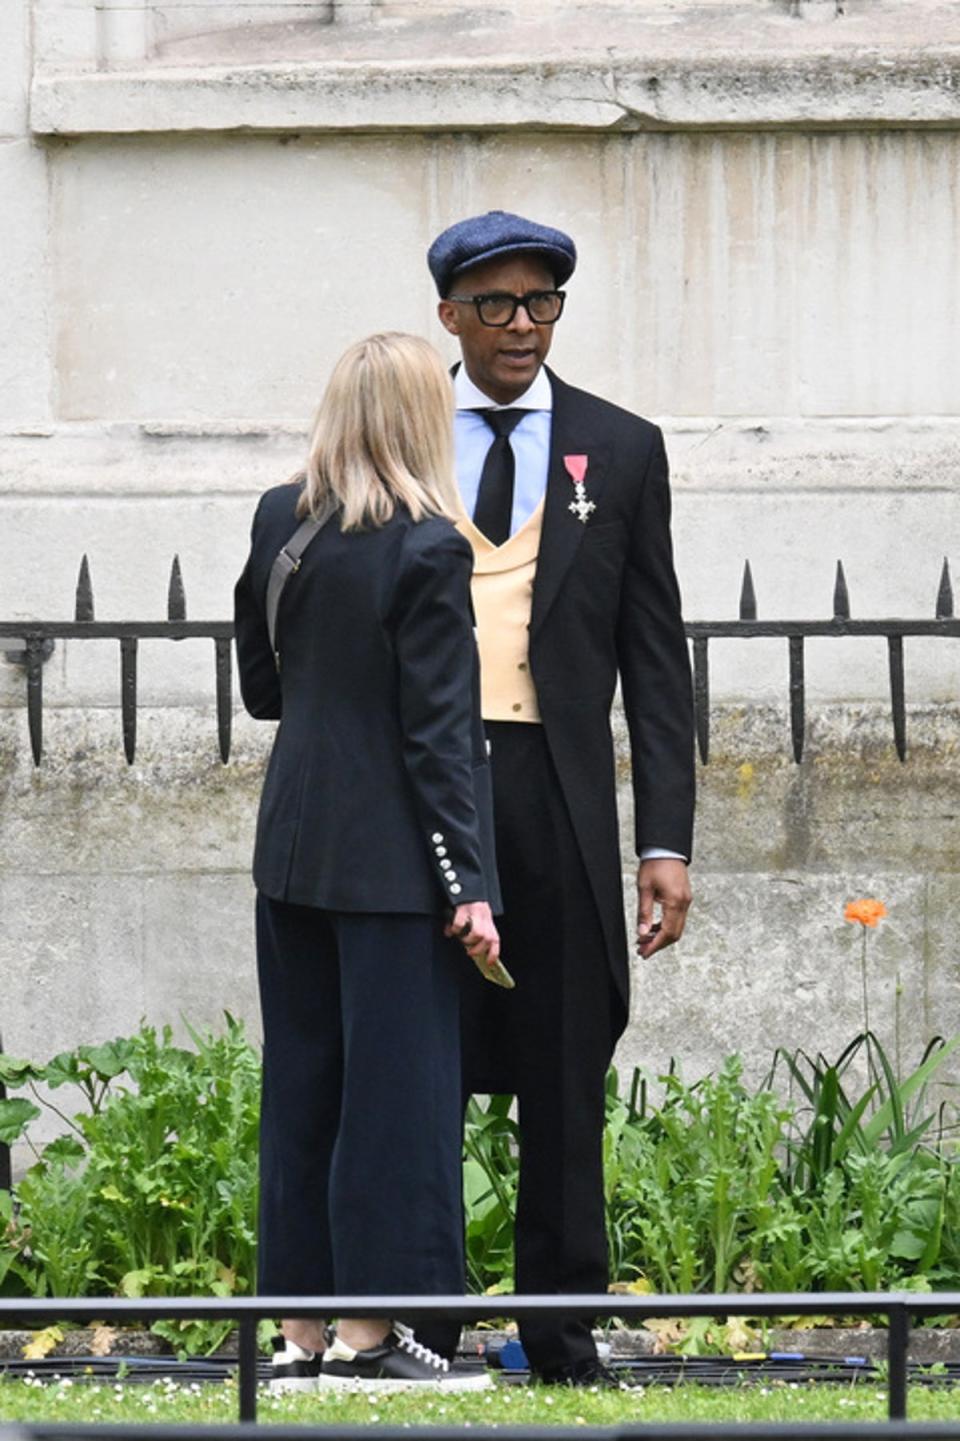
[445,901,500,970]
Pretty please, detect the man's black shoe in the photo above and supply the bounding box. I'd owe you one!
[537,1358,631,1389]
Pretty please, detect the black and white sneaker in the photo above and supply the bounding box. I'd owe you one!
[269,1335,326,1393]
[321,1322,491,1391]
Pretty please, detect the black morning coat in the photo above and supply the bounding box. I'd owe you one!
[526,369,695,1017]
[234,488,501,918]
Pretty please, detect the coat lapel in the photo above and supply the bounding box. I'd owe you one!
[530,370,609,636]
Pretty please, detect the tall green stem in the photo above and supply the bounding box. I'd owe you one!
[895,970,903,1084]
[859,925,882,1114]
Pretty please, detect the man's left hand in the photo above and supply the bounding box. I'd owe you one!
[636,858,691,959]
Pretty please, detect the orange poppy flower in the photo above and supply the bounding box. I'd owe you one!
[844,898,887,928]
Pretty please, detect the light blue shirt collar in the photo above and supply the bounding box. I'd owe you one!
[454,366,553,413]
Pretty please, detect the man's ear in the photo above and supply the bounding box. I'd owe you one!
[437,300,461,336]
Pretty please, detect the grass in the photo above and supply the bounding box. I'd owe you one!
[2,1377,960,1426]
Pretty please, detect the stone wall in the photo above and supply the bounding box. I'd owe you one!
[4,703,958,1148]
[2,0,959,1144]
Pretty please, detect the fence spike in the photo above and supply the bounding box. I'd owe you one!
[168,556,186,622]
[936,557,954,619]
[833,560,850,621]
[25,636,44,766]
[888,634,907,762]
[215,637,233,764]
[75,555,94,622]
[120,637,138,765]
[692,636,710,765]
[739,561,757,621]
[0,1029,10,1191]
[788,636,805,763]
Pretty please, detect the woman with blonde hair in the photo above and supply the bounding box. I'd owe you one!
[235,332,500,1390]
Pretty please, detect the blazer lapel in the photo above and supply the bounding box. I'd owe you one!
[530,370,610,636]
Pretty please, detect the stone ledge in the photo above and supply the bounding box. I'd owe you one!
[2,418,960,497]
[0,1330,169,1360]
[30,50,960,138]
[1,1324,959,1364]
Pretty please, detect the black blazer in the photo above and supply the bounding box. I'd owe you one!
[528,370,695,1010]
[234,483,501,916]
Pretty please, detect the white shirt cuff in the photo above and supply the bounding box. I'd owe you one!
[639,847,687,862]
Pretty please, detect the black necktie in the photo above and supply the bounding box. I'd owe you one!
[473,409,525,546]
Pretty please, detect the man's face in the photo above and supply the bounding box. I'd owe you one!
[437,254,557,404]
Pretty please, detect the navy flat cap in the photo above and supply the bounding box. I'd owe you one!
[428,210,577,296]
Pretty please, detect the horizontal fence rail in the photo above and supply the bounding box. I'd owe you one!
[9,1428,960,1441]
[0,557,956,767]
[2,1292,960,1431]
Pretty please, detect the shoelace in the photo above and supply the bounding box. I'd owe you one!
[392,1323,450,1373]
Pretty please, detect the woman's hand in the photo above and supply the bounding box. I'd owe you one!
[445,902,500,970]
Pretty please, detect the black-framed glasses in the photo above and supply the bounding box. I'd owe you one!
[447,289,566,327]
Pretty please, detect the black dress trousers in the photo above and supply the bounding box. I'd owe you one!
[462,722,618,1376]
[256,896,466,1300]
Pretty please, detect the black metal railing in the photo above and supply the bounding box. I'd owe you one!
[688,558,958,765]
[0,1032,10,1192]
[9,1431,960,1441]
[0,557,956,768]
[0,557,233,767]
[1,1291,960,1432]
[7,1430,960,1441]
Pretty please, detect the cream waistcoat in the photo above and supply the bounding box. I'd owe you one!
[457,503,544,724]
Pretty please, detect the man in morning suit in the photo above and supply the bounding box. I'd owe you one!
[424,211,696,1386]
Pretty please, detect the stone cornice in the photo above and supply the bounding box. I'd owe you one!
[3,418,960,495]
[30,50,960,136]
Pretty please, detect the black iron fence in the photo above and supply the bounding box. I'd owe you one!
[9,1429,960,1441]
[4,567,960,1438]
[9,1431,960,1441]
[0,1046,10,1192]
[689,559,958,765]
[1,1292,960,1436]
[0,557,956,768]
[0,558,233,767]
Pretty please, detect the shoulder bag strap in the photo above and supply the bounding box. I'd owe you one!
[266,498,337,669]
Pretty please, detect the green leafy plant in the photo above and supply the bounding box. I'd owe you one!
[0,1016,259,1354]
[462,1093,518,1293]
[5,1010,960,1356]
[605,1057,791,1295]
[768,1031,960,1197]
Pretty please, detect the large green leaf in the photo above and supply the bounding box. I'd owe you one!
[831,1084,879,1163]
[78,1040,135,1080]
[43,1051,82,1090]
[39,1135,86,1167]
[0,1097,41,1145]
[863,1035,960,1146]
[0,1055,45,1087]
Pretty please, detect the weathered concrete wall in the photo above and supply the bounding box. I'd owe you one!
[4,125,960,704]
[2,0,960,1138]
[36,131,960,423]
[619,704,960,1082]
[3,704,958,1156]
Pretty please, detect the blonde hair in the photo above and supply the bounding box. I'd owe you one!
[296,332,460,530]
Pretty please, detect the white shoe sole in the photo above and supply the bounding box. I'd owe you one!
[269,1374,324,1394]
[320,1370,492,1393]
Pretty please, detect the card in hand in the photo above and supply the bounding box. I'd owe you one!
[473,953,516,990]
